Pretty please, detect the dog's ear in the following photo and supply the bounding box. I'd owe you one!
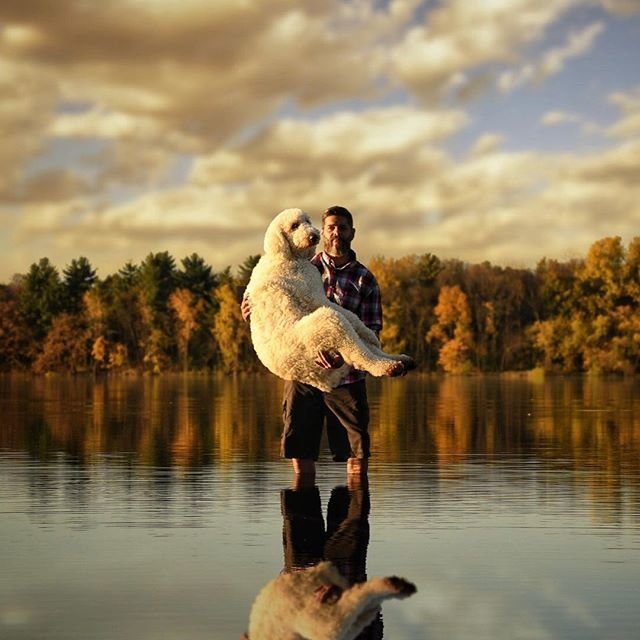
[263,216,292,257]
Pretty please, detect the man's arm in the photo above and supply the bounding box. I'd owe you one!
[359,277,383,335]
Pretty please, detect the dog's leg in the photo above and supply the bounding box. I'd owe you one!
[325,576,417,640]
[296,308,405,378]
[329,304,416,372]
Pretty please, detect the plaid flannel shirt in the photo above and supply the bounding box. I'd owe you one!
[311,250,383,386]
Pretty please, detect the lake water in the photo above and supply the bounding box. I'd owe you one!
[1,373,639,640]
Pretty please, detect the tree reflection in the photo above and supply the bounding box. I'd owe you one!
[1,374,639,522]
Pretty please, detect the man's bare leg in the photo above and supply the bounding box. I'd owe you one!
[292,458,316,475]
[347,457,368,475]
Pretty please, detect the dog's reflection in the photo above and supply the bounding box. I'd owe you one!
[243,478,416,639]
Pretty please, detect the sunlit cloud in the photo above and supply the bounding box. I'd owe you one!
[607,86,640,137]
[498,22,604,92]
[390,0,577,99]
[0,0,639,279]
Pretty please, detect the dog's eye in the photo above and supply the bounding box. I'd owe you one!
[290,222,300,231]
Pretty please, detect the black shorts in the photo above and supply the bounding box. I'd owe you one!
[281,379,370,461]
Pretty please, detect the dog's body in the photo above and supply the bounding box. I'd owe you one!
[245,208,414,392]
[246,561,416,640]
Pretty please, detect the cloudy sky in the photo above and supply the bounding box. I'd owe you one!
[2,0,639,281]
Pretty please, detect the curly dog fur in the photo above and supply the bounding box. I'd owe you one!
[245,560,416,640]
[245,208,414,392]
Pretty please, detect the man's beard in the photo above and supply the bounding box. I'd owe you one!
[324,237,350,256]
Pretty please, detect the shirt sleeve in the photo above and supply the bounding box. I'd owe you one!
[359,274,383,334]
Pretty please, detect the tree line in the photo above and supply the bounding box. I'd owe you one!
[1,235,639,375]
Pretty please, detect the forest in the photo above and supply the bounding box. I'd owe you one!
[0,235,639,376]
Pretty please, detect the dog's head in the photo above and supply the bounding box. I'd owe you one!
[264,208,320,259]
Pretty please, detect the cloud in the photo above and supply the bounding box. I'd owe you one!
[607,86,640,137]
[0,58,59,197]
[0,0,379,155]
[21,127,639,275]
[0,1,638,280]
[600,0,640,15]
[498,22,604,93]
[541,111,581,126]
[191,105,467,186]
[389,0,577,99]
[468,133,505,157]
[540,83,640,138]
[540,110,602,134]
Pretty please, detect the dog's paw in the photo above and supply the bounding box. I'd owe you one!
[386,361,406,377]
[399,355,417,371]
[383,576,417,597]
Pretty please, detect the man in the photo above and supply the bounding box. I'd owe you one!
[243,205,389,477]
[282,205,383,477]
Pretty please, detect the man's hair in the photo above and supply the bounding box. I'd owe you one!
[323,205,353,228]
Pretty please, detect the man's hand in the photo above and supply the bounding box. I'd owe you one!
[240,296,251,322]
[315,350,345,369]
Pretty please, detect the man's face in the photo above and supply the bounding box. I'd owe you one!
[322,214,355,257]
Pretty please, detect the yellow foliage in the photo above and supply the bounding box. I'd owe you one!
[427,285,475,373]
[169,288,206,369]
[213,283,251,373]
[92,336,107,364]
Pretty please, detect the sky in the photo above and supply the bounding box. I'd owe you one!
[1,0,640,282]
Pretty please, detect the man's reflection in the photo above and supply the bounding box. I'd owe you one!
[280,477,383,639]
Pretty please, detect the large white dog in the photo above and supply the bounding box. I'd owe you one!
[245,208,414,392]
[244,561,416,640]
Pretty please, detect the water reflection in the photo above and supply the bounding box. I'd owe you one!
[1,374,640,639]
[2,374,640,525]
[283,479,379,638]
[0,374,283,465]
[3,374,640,469]
[245,479,416,639]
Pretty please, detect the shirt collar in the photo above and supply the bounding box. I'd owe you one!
[320,250,357,270]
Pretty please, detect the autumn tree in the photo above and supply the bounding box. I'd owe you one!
[0,285,35,370]
[212,281,253,373]
[624,237,640,303]
[82,274,142,368]
[33,313,91,374]
[578,236,625,315]
[535,257,582,319]
[4,234,640,375]
[575,236,640,374]
[427,285,475,373]
[370,253,441,367]
[169,288,207,371]
[530,236,640,374]
[462,263,537,370]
